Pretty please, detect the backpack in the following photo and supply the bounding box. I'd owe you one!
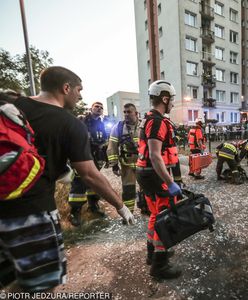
[0,103,45,200]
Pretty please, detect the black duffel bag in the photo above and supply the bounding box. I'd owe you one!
[154,190,215,249]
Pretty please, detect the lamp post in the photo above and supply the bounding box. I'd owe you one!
[19,0,36,96]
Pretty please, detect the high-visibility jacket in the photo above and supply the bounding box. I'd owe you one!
[188,126,205,150]
[136,109,178,169]
[216,142,238,160]
[107,120,139,168]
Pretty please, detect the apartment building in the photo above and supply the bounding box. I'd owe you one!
[106,91,140,121]
[134,0,245,125]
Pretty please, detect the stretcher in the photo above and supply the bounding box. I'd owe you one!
[189,152,212,173]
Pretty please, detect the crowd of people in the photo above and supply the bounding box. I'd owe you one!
[1,66,248,293]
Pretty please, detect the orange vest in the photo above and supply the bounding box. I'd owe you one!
[188,127,204,150]
[137,111,178,168]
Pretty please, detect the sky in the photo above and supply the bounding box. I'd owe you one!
[0,0,139,107]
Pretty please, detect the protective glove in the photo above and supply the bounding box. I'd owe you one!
[112,164,121,177]
[168,182,182,197]
[117,205,135,225]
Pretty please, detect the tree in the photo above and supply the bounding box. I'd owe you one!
[72,101,88,116]
[0,46,53,95]
[16,46,53,95]
[0,49,22,92]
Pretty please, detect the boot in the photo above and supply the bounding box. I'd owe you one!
[150,252,181,279]
[232,171,242,185]
[146,241,154,265]
[217,174,225,180]
[69,208,81,227]
[146,243,175,265]
[194,174,205,180]
[87,199,105,217]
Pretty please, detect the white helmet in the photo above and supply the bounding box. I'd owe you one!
[148,80,176,98]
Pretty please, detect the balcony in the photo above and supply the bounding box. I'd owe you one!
[200,28,215,44]
[202,98,216,108]
[201,51,215,66]
[202,73,216,88]
[200,2,214,20]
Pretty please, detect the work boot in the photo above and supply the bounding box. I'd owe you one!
[146,241,154,265]
[188,173,195,177]
[231,171,242,185]
[217,175,225,180]
[194,175,205,180]
[87,200,105,217]
[150,252,181,279]
[146,243,175,265]
[69,208,81,227]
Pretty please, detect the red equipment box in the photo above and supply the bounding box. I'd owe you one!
[189,152,212,173]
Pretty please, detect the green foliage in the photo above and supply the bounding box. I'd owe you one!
[72,101,88,116]
[0,46,53,95]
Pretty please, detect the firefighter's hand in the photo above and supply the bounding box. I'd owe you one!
[112,164,121,176]
[168,182,182,197]
[117,205,135,225]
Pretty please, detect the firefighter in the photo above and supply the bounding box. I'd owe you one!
[216,141,241,184]
[68,102,108,226]
[107,103,148,214]
[188,118,206,179]
[136,80,182,279]
[238,139,248,163]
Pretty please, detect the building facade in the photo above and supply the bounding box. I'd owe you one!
[134,0,246,125]
[106,91,140,121]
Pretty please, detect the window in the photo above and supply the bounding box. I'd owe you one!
[230,72,238,84]
[186,62,197,76]
[144,0,147,9]
[145,20,148,30]
[214,2,224,15]
[160,49,164,60]
[216,69,225,81]
[185,11,197,27]
[216,113,220,122]
[188,110,199,122]
[187,86,198,99]
[230,8,238,22]
[230,30,238,43]
[158,3,161,15]
[146,40,149,49]
[215,47,224,60]
[215,24,224,38]
[159,26,163,37]
[230,112,238,123]
[230,92,239,103]
[161,71,165,79]
[185,36,197,52]
[230,51,238,64]
[147,60,150,69]
[216,90,226,102]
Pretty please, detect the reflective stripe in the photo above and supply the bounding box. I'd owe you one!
[68,195,87,202]
[218,152,235,160]
[5,156,41,200]
[153,240,165,247]
[124,199,135,207]
[86,191,97,195]
[224,143,237,153]
[109,136,118,142]
[108,154,118,160]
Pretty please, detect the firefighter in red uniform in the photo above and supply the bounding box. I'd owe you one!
[188,118,206,179]
[136,80,182,279]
